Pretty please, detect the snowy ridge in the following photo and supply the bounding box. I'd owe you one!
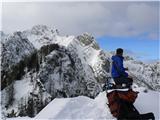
[35,92,114,120]
[34,88,159,120]
[4,88,160,120]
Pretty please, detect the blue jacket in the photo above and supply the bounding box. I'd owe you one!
[111,55,128,78]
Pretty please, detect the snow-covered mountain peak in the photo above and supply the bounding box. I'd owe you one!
[21,25,59,49]
[77,32,100,50]
[30,25,59,36]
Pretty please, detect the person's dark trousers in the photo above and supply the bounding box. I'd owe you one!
[118,100,155,120]
[113,77,133,87]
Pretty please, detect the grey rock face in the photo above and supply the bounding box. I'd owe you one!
[77,33,100,50]
[1,26,104,118]
[38,44,101,98]
[1,32,36,90]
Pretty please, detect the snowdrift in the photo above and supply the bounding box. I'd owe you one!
[6,88,160,120]
[34,88,159,120]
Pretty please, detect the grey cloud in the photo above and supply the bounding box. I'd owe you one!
[127,3,158,32]
[2,2,159,38]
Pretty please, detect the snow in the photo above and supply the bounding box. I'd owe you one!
[14,78,33,101]
[33,89,159,120]
[25,35,42,49]
[6,117,33,120]
[8,88,159,120]
[35,98,70,119]
[25,30,75,50]
[1,78,34,117]
[83,47,101,67]
[66,34,101,67]
[133,87,160,119]
[124,60,160,91]
[35,94,114,120]
[55,35,75,47]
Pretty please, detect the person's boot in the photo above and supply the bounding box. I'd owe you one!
[139,112,155,120]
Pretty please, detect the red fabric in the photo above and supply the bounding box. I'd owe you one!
[107,89,139,118]
[117,89,139,103]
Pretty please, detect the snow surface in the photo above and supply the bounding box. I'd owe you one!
[14,78,33,101]
[6,88,160,120]
[133,87,160,119]
[35,91,114,120]
[34,89,159,120]
[1,77,34,116]
[6,117,33,120]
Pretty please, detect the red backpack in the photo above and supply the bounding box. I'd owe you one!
[107,89,138,118]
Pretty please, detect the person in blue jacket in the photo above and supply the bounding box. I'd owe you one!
[111,48,133,86]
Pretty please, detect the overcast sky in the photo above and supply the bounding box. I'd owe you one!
[1,1,159,39]
[1,1,159,61]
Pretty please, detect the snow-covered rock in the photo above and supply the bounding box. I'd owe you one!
[38,44,101,98]
[125,60,160,91]
[1,31,36,90]
[1,25,108,118]
[22,25,59,49]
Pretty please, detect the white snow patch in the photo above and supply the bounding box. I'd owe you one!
[35,95,114,120]
[55,35,75,47]
[14,78,33,101]
[87,49,101,67]
[134,87,160,119]
[7,116,33,120]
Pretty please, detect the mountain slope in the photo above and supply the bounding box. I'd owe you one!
[124,60,160,91]
[1,25,109,118]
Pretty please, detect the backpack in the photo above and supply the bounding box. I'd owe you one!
[107,89,138,118]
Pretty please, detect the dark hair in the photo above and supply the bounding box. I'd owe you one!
[116,48,123,55]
